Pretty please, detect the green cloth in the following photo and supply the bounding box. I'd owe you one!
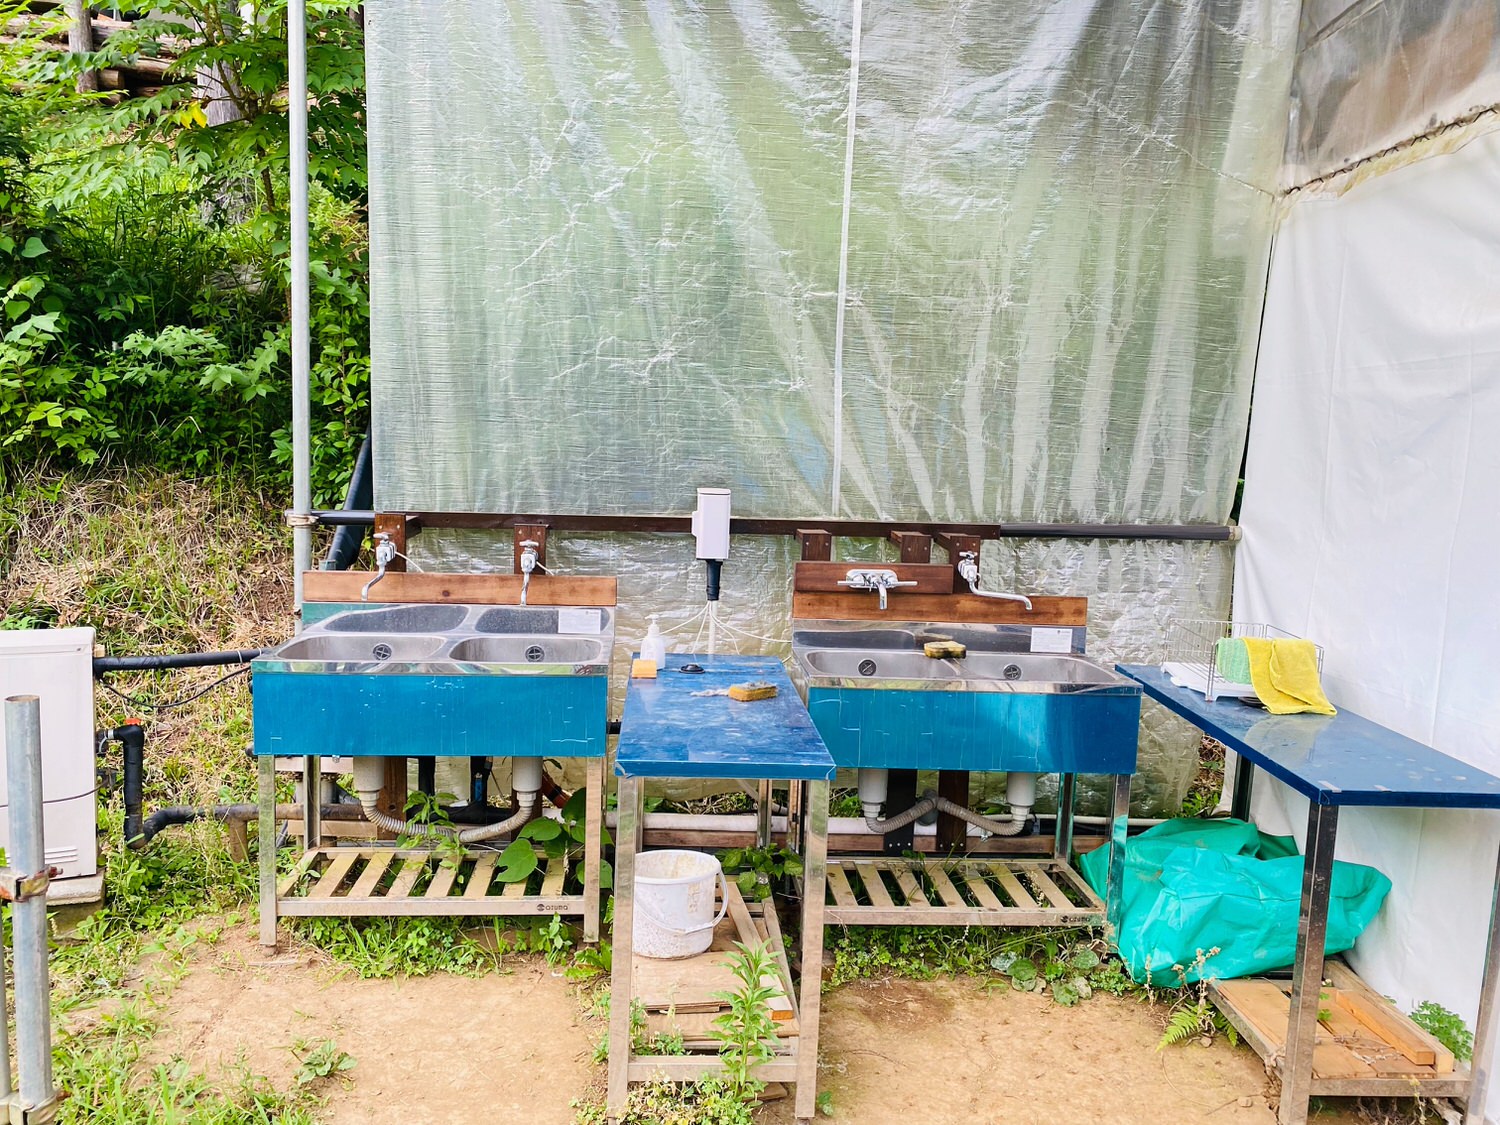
[1214,637,1253,684]
[1079,818,1390,986]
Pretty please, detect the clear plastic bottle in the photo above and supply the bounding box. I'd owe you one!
[641,615,666,671]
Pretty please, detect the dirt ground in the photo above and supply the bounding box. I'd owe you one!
[147,927,1379,1125]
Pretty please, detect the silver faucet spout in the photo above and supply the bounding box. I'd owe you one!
[956,553,1033,611]
[361,533,397,602]
[519,539,540,606]
[836,568,918,612]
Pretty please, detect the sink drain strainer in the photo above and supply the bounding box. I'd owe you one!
[525,644,545,663]
[1002,663,1022,680]
[858,659,878,677]
[371,643,393,661]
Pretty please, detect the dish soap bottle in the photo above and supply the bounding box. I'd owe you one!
[642,615,666,671]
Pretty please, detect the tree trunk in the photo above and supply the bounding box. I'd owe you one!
[65,0,97,93]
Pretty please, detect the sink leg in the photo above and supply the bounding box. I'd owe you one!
[582,757,604,944]
[1104,773,1131,941]
[606,775,643,1118]
[258,756,278,949]
[1054,773,1077,863]
[301,755,321,849]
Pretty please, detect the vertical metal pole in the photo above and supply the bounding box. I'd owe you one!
[287,0,313,619]
[793,778,830,1121]
[1104,773,1131,937]
[1230,753,1256,822]
[582,758,604,944]
[5,696,57,1115]
[0,908,10,1102]
[756,779,774,848]
[258,756,279,948]
[1279,801,1339,1125]
[301,755,321,850]
[1054,773,1077,863]
[1462,838,1500,1124]
[606,774,642,1118]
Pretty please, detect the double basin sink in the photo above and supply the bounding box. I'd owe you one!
[251,603,614,760]
[790,622,1141,774]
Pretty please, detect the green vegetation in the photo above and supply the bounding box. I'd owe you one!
[2,0,368,502]
[1409,1001,1473,1063]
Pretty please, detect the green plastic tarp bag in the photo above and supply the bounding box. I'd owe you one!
[1078,818,1391,986]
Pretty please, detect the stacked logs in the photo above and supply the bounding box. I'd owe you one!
[3,1,186,99]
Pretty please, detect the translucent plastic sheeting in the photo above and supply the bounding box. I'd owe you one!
[1238,123,1500,1112]
[1285,0,1500,187]
[367,0,1296,522]
[417,528,1234,815]
[364,1,1296,812]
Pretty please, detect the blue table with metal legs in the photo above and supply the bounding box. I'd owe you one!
[1119,664,1500,1125]
[607,655,836,1124]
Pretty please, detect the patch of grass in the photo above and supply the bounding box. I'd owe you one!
[294,914,583,979]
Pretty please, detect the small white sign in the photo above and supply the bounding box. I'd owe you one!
[558,608,604,635]
[1029,627,1074,654]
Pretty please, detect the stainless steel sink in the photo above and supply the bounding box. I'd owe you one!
[273,633,449,663]
[449,635,609,666]
[252,603,615,760]
[790,618,1141,773]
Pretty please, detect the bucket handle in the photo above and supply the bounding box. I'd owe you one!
[635,869,731,936]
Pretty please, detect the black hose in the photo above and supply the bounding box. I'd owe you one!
[93,649,266,675]
[705,558,723,603]
[322,433,374,571]
[112,724,146,843]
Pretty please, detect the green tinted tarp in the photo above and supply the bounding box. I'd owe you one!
[1080,818,1391,986]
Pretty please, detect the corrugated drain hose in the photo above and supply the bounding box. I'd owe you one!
[865,795,1028,837]
[358,795,536,844]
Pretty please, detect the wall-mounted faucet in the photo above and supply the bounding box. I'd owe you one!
[837,568,917,612]
[519,539,540,606]
[956,551,1032,611]
[361,533,397,602]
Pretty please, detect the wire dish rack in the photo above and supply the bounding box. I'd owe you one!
[1163,621,1324,704]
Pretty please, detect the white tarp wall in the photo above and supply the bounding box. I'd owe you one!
[1237,117,1500,1116]
[366,1,1301,813]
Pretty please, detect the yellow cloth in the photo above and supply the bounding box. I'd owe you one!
[1242,637,1336,716]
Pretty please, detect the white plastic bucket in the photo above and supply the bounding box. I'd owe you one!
[633,849,729,959]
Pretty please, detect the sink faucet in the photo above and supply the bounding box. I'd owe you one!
[519,539,540,606]
[361,533,397,602]
[956,552,1033,611]
[837,568,918,612]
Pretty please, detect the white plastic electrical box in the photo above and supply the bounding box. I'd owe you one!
[692,488,731,560]
[0,628,100,896]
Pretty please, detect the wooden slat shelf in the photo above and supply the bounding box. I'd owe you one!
[277,846,583,919]
[823,856,1104,927]
[1209,963,1471,1099]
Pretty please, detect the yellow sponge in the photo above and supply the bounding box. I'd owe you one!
[728,681,778,702]
[923,640,967,659]
[631,658,657,679]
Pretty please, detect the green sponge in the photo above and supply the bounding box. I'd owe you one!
[1214,637,1252,685]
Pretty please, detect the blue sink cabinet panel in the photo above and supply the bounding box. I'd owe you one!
[806,686,1140,774]
[252,671,607,759]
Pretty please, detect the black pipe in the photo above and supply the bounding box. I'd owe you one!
[416,756,436,795]
[108,724,147,843]
[322,434,374,571]
[93,649,265,675]
[705,559,723,602]
[305,510,1239,543]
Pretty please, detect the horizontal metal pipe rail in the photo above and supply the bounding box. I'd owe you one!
[303,510,1239,543]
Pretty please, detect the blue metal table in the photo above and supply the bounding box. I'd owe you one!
[610,656,835,1124]
[1119,664,1500,1125]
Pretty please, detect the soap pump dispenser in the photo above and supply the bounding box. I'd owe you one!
[642,615,666,671]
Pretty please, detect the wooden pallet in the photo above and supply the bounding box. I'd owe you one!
[276,846,581,918]
[823,856,1103,927]
[637,890,800,1053]
[1210,962,1470,1098]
